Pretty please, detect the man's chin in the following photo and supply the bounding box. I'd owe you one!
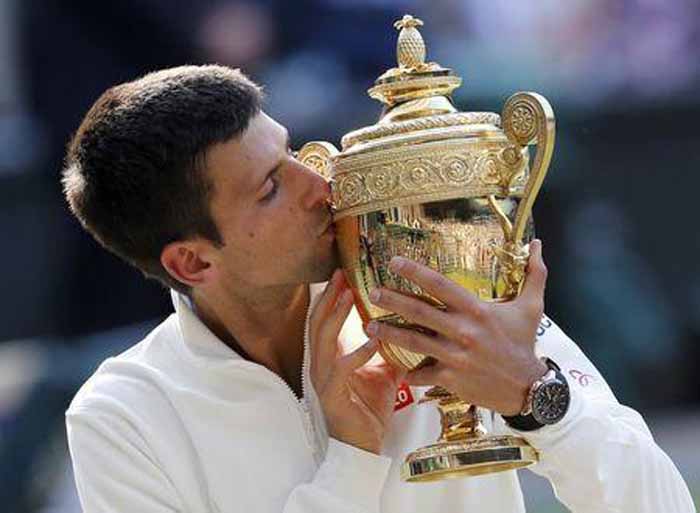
[309,246,341,283]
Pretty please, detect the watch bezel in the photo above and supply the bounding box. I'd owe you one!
[502,357,571,431]
[530,378,570,425]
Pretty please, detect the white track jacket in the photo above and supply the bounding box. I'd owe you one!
[66,287,695,512]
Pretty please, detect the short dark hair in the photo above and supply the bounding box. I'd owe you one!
[62,65,263,294]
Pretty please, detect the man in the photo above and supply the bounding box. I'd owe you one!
[63,65,695,512]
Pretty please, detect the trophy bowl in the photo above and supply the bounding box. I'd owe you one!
[299,14,555,482]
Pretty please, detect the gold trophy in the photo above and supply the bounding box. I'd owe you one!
[299,15,555,482]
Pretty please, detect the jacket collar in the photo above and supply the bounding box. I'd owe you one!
[171,289,245,363]
[170,284,327,364]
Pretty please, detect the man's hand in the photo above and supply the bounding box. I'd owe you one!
[310,270,405,455]
[366,240,549,416]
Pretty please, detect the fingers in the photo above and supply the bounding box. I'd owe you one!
[388,257,482,315]
[335,338,379,380]
[369,287,463,342]
[310,269,344,331]
[316,286,355,371]
[517,239,547,314]
[318,288,354,348]
[367,322,456,362]
[310,269,349,368]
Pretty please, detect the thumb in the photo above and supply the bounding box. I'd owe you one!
[518,239,547,305]
[405,362,449,388]
[335,338,379,381]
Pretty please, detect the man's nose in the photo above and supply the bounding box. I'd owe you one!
[299,162,332,211]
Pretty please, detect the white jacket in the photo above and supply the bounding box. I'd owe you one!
[66,287,695,513]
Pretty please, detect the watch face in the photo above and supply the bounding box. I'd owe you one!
[532,381,570,425]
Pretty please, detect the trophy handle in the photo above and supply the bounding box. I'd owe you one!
[488,92,555,297]
[297,141,339,181]
[502,92,555,244]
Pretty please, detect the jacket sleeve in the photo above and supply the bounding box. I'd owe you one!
[67,408,392,513]
[67,408,183,513]
[494,316,695,513]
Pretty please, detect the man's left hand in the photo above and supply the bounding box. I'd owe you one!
[366,240,549,416]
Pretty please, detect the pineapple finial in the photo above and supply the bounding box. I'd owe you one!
[394,15,426,69]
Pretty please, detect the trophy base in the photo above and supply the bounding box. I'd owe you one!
[401,435,538,482]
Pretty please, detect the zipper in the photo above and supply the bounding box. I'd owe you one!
[253,361,320,461]
[300,286,313,408]
[300,288,321,463]
[253,287,320,462]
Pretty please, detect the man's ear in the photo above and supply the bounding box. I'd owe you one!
[160,240,215,289]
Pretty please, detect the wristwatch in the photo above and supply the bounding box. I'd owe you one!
[503,357,570,431]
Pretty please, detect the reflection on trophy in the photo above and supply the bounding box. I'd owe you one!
[300,14,555,482]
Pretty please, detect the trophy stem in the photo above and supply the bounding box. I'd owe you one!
[433,392,487,442]
[401,387,539,482]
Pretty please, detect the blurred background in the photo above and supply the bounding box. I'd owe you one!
[1,0,698,511]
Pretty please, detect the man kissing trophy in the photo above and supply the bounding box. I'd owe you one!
[63,11,695,513]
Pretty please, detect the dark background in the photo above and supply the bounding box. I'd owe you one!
[0,1,698,511]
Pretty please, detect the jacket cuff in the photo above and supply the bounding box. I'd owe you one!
[315,438,392,512]
[502,380,586,453]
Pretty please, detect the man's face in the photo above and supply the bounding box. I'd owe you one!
[203,112,338,292]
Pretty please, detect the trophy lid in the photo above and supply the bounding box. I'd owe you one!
[323,14,539,222]
[367,15,462,109]
[340,15,504,155]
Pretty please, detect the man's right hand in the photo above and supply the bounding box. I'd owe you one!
[309,269,404,455]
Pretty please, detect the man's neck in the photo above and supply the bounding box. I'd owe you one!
[191,283,310,398]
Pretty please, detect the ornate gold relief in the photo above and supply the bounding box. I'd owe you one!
[332,141,529,219]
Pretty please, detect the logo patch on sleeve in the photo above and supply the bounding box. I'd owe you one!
[394,382,414,411]
[569,369,595,387]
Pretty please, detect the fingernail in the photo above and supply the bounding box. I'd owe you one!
[367,322,378,336]
[369,289,381,303]
[389,256,405,272]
